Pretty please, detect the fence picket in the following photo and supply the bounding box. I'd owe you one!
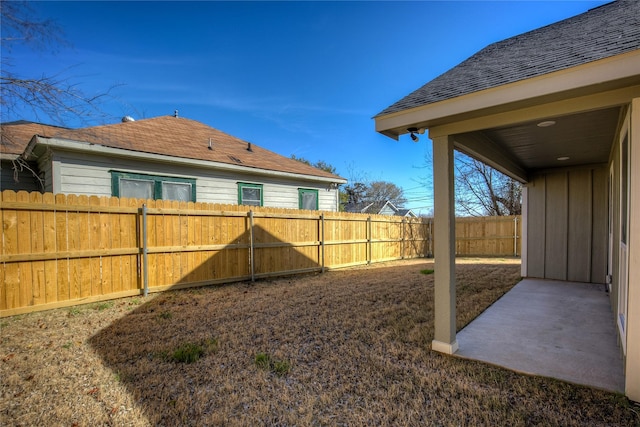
[1,191,19,309]
[16,191,32,308]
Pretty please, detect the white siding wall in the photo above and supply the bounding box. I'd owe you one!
[51,151,340,211]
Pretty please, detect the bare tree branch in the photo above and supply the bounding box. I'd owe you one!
[0,0,124,186]
[454,152,522,216]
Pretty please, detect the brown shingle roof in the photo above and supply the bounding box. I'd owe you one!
[2,116,344,181]
[1,121,69,156]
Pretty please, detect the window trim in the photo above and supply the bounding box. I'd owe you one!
[238,182,263,206]
[298,188,319,210]
[110,171,196,201]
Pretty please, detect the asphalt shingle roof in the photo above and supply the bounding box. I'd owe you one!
[1,116,344,181]
[0,121,70,156]
[376,0,640,117]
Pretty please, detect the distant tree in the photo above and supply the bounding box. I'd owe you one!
[364,181,407,208]
[455,152,522,216]
[343,181,406,209]
[290,155,338,175]
[1,1,114,125]
[343,182,367,204]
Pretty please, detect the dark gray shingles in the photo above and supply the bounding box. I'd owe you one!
[377,1,640,117]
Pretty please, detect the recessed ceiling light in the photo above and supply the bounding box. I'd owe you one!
[557,156,570,161]
[537,120,556,127]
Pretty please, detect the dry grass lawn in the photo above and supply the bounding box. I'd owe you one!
[1,258,637,426]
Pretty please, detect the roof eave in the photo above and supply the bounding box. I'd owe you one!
[375,50,640,139]
[31,136,347,185]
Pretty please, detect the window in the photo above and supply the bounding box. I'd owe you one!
[299,188,318,210]
[238,183,263,206]
[111,171,196,202]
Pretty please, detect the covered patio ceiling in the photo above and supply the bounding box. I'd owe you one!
[457,106,621,174]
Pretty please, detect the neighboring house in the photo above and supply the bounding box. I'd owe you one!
[375,1,640,400]
[0,121,67,193]
[344,200,417,217]
[0,116,346,211]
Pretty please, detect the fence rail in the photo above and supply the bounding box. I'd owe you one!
[1,190,520,316]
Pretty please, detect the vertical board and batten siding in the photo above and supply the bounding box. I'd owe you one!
[1,190,519,316]
[525,165,608,284]
[545,172,568,280]
[591,167,608,283]
[51,150,340,211]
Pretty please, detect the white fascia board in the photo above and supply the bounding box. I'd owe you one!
[33,136,347,185]
[376,50,640,138]
[0,153,20,161]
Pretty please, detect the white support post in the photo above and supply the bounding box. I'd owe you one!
[431,135,458,354]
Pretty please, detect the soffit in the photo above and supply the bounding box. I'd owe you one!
[462,106,621,172]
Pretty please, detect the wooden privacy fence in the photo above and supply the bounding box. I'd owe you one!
[0,190,520,316]
[456,215,521,257]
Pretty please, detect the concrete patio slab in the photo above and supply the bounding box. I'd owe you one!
[455,278,624,393]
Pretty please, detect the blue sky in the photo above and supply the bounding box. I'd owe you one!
[4,0,608,214]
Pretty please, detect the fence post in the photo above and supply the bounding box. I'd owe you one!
[141,204,149,297]
[428,219,433,258]
[249,210,255,282]
[401,218,406,260]
[320,213,325,273]
[514,216,519,257]
[367,216,372,264]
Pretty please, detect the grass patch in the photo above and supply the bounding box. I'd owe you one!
[420,268,434,275]
[255,352,291,376]
[67,306,83,316]
[171,342,205,363]
[162,337,219,364]
[93,301,114,311]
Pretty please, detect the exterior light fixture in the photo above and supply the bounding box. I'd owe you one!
[537,120,556,128]
[408,127,420,142]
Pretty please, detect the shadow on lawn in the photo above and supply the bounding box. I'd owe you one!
[87,224,330,424]
[86,256,520,424]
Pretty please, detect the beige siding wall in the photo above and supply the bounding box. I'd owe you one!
[591,167,608,284]
[47,150,340,211]
[526,165,608,284]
